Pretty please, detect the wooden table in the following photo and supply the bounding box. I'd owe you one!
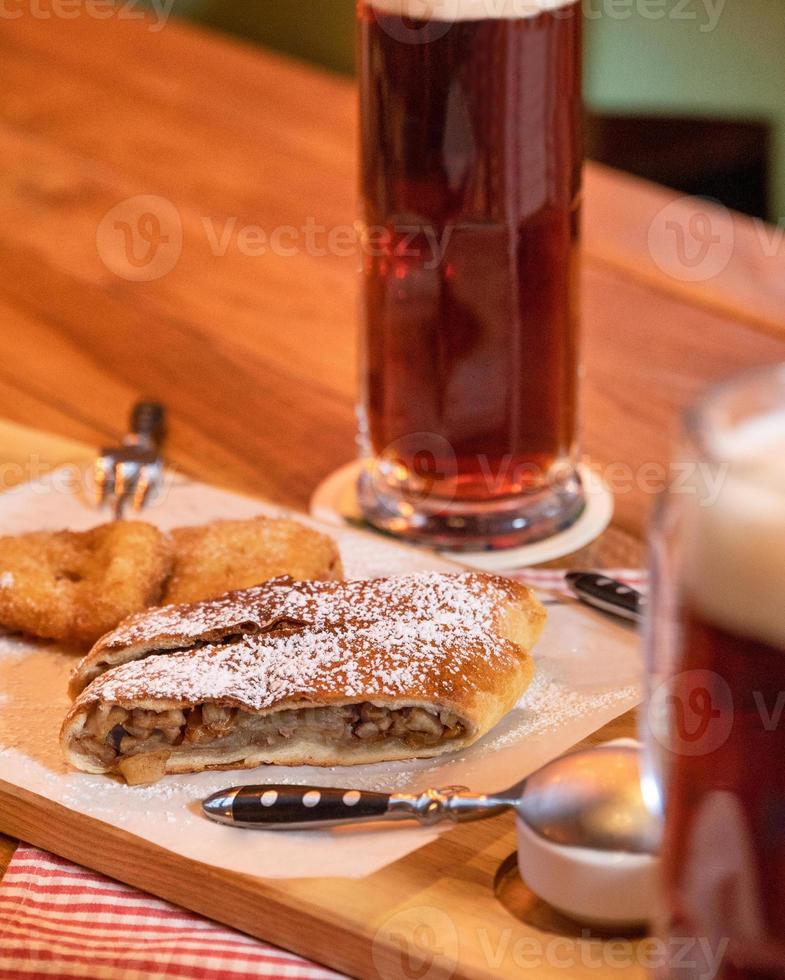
[0,7,784,975]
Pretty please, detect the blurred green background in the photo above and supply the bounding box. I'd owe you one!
[159,0,784,221]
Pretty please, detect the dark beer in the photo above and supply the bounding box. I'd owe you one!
[662,611,785,978]
[357,0,583,542]
[652,454,785,978]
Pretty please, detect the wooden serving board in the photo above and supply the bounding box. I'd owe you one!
[0,421,646,980]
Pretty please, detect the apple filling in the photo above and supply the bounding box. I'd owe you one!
[77,702,465,784]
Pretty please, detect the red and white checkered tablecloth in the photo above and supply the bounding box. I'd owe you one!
[510,567,648,595]
[0,846,345,980]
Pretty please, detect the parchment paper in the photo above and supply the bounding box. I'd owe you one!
[0,469,641,879]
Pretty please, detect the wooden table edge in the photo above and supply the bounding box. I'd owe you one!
[0,775,552,979]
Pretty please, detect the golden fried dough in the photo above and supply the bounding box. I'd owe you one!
[162,517,343,605]
[0,522,172,648]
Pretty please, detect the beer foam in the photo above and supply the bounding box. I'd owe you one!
[685,417,785,650]
[366,0,579,21]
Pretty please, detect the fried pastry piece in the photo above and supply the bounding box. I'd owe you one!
[162,517,342,606]
[69,571,546,697]
[0,522,172,649]
[61,573,545,783]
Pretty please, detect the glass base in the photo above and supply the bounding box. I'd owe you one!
[357,464,586,552]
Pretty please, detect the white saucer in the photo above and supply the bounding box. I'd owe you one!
[310,461,614,570]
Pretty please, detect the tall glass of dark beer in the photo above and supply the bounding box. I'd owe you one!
[644,366,785,978]
[356,0,584,549]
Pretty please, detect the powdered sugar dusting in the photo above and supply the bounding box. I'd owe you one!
[97,571,520,652]
[498,674,638,745]
[0,572,14,589]
[78,573,528,712]
[99,577,300,650]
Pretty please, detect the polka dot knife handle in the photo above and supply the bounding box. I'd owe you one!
[203,785,394,829]
[202,784,510,830]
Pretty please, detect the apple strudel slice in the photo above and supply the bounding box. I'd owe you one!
[61,573,545,784]
[69,572,544,697]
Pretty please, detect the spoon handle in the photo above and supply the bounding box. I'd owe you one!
[203,784,513,830]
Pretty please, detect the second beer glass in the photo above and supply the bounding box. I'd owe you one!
[644,366,785,977]
[357,0,584,549]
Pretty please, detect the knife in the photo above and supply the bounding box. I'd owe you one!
[564,572,645,624]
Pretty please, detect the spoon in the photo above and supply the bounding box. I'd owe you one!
[203,744,661,854]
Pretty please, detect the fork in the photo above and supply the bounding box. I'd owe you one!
[94,401,166,519]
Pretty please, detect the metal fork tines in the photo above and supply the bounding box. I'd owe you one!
[94,401,166,519]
